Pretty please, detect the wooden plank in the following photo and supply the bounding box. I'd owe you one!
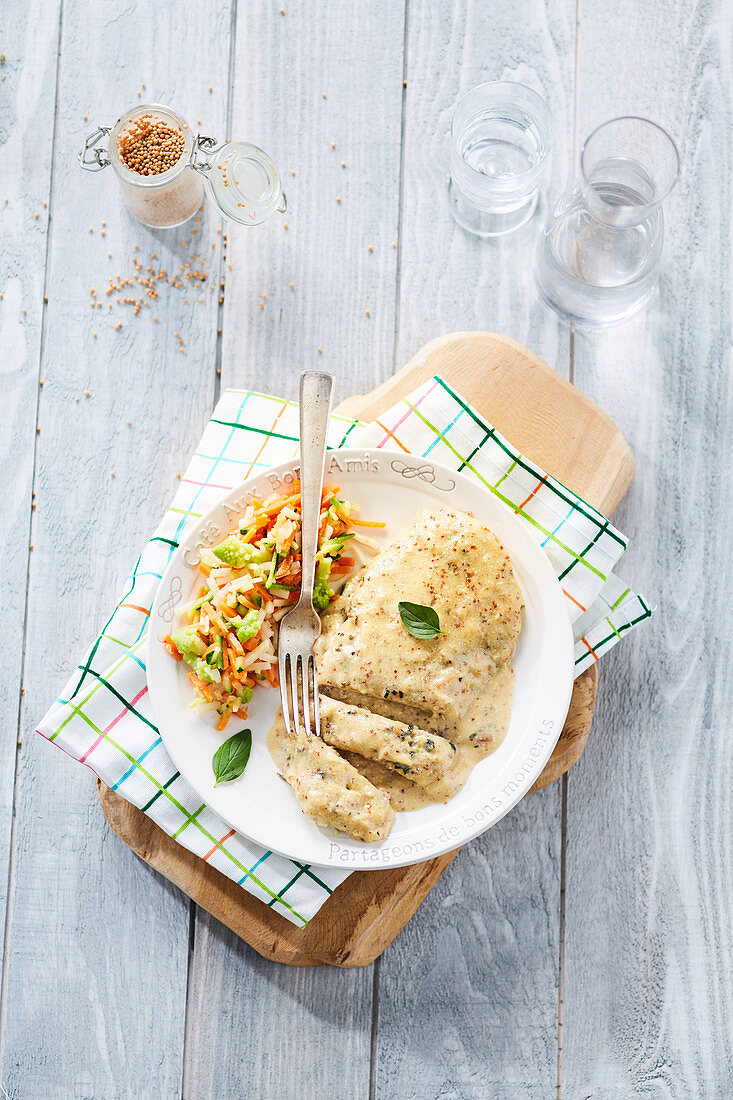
[373,0,577,1095]
[218,0,405,401]
[563,0,733,1094]
[0,3,233,1095]
[184,2,407,1096]
[376,788,564,1099]
[0,0,61,989]
[184,909,373,1100]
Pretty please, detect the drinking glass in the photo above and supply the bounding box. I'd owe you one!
[534,117,679,325]
[448,81,554,238]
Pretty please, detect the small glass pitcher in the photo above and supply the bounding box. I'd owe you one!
[79,103,287,230]
[534,117,679,325]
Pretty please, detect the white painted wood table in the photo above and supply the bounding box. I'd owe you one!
[1,1,731,1097]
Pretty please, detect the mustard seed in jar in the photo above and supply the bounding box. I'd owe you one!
[107,105,204,228]
[117,115,185,176]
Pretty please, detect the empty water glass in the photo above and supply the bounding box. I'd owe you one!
[534,116,680,325]
[448,81,554,238]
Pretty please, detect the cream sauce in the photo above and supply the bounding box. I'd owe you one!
[338,663,515,811]
[268,508,522,838]
[314,508,523,725]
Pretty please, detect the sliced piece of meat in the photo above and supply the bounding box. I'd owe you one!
[319,694,457,789]
[268,714,394,843]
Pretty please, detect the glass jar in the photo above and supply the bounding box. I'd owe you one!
[79,102,287,230]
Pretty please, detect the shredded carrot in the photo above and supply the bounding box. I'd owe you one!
[216,712,231,731]
[351,518,386,528]
[275,555,295,579]
[164,635,182,659]
[263,491,301,515]
[187,670,213,701]
[266,666,279,688]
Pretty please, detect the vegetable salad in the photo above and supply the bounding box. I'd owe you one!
[165,482,383,730]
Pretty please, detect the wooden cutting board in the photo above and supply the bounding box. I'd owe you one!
[99,332,635,967]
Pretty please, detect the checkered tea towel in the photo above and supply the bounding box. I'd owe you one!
[37,377,650,925]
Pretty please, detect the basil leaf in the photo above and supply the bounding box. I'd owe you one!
[397,601,446,639]
[212,728,252,786]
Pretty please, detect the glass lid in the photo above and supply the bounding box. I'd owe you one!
[201,140,287,226]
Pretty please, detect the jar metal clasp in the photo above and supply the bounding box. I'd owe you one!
[79,125,112,172]
[189,134,218,174]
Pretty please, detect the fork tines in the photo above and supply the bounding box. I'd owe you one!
[279,650,321,739]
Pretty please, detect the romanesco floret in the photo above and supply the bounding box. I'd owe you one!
[171,627,221,682]
[213,536,270,568]
[171,626,206,663]
[236,610,260,644]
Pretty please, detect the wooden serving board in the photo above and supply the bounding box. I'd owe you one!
[99,332,635,967]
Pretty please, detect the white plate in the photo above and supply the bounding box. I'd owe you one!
[148,449,574,869]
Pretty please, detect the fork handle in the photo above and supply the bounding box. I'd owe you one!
[298,371,334,605]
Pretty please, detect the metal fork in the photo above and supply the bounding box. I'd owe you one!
[277,370,334,739]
